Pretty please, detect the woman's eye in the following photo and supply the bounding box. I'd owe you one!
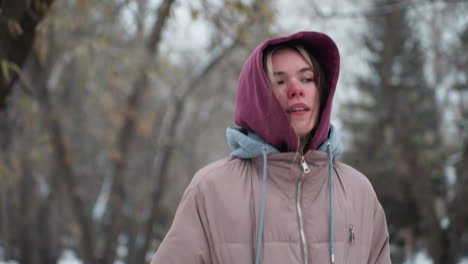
[276,80,285,85]
[302,78,314,83]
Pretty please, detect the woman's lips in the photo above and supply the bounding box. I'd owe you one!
[287,103,310,115]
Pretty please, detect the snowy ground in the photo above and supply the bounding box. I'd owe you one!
[402,250,468,264]
[1,248,467,264]
[57,250,81,264]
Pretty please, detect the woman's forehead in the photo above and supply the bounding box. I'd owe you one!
[271,49,313,71]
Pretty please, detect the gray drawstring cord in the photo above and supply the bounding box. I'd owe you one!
[255,146,268,264]
[255,144,335,264]
[327,143,335,264]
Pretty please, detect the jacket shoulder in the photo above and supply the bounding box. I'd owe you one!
[334,161,378,198]
[188,156,250,190]
[334,161,370,181]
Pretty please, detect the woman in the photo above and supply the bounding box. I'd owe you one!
[151,31,391,264]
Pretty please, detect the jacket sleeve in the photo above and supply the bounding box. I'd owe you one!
[368,201,391,264]
[151,185,212,264]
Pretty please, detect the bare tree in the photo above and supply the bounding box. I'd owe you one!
[139,0,274,261]
[0,0,55,110]
[101,0,176,263]
[31,49,96,264]
[0,0,278,263]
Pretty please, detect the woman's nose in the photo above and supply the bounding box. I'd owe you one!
[287,80,304,98]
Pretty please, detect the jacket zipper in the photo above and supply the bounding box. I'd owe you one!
[297,156,310,264]
[344,225,356,264]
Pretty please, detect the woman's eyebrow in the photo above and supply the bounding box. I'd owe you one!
[299,67,314,73]
[273,67,313,76]
[273,71,284,76]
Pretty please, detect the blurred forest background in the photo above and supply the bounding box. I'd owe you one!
[0,0,467,263]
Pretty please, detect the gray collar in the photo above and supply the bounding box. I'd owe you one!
[226,124,343,159]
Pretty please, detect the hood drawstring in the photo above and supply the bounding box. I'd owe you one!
[254,143,336,264]
[255,146,269,264]
[327,143,335,264]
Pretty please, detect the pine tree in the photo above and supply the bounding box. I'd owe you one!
[447,25,468,264]
[341,0,446,262]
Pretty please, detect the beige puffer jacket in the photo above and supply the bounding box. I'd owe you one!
[151,145,390,264]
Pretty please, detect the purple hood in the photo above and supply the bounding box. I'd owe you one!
[234,31,340,152]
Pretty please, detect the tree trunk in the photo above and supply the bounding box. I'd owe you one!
[0,186,13,261]
[31,53,96,264]
[0,0,55,110]
[136,1,272,261]
[446,141,468,264]
[37,198,59,264]
[18,154,36,264]
[101,1,176,263]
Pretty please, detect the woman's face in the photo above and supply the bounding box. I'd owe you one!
[270,48,320,140]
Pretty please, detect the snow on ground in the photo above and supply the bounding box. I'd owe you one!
[57,250,82,264]
[0,248,467,264]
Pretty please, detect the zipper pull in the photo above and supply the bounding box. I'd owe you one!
[301,156,310,173]
[349,225,355,244]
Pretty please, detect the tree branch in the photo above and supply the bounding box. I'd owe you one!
[0,0,56,111]
[136,1,271,261]
[101,1,176,263]
[32,53,96,264]
[307,0,466,20]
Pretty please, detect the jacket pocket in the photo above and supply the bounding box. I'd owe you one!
[343,224,356,264]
